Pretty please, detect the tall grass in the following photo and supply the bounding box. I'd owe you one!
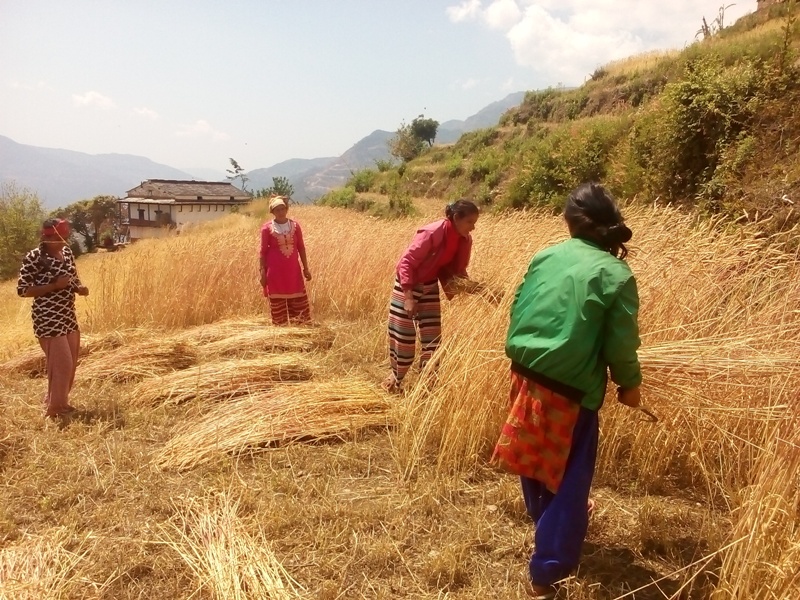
[2,202,799,597]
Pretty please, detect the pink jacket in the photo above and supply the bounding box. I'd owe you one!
[396,219,472,292]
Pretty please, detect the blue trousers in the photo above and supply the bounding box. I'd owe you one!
[521,406,599,587]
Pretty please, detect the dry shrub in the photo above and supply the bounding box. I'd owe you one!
[130,355,314,407]
[159,492,302,599]
[80,339,198,383]
[0,529,94,599]
[156,379,391,471]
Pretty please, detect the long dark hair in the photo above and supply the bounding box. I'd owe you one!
[564,183,632,259]
[444,199,479,221]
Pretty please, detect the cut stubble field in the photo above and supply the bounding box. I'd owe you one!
[0,201,798,599]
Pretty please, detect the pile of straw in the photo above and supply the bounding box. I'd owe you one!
[172,318,275,345]
[0,529,93,600]
[198,327,333,359]
[0,330,134,378]
[80,339,198,383]
[129,355,314,407]
[159,492,302,599]
[156,379,391,471]
[170,318,334,358]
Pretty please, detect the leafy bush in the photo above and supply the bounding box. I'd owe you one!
[454,128,498,154]
[0,183,46,280]
[374,159,394,172]
[347,168,377,193]
[505,116,630,209]
[316,187,357,209]
[445,157,464,178]
[469,149,503,185]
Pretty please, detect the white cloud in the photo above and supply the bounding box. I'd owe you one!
[134,107,159,120]
[175,119,229,141]
[72,90,116,109]
[485,0,521,30]
[462,77,480,90]
[445,0,753,85]
[446,0,482,22]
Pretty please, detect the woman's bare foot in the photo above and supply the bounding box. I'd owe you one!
[526,581,556,599]
[381,375,401,394]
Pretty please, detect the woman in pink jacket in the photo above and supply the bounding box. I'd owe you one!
[383,199,480,392]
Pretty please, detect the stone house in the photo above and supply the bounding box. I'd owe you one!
[119,180,252,241]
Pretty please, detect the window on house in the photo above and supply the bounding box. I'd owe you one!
[197,196,203,201]
[230,196,234,201]
[137,209,145,220]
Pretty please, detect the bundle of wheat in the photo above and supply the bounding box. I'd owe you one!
[172,318,275,345]
[80,339,198,383]
[0,329,138,378]
[197,326,334,359]
[130,355,314,407]
[155,379,391,471]
[0,348,48,378]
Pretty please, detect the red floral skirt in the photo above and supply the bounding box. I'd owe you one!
[491,370,581,493]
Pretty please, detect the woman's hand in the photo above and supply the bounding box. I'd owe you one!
[52,275,72,291]
[403,298,418,318]
[617,386,641,408]
[76,286,89,296]
[303,267,312,281]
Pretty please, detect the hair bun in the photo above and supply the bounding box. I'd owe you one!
[607,223,632,244]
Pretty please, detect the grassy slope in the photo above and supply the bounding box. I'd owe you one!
[325,4,800,232]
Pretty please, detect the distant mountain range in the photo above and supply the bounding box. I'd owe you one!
[1,91,525,207]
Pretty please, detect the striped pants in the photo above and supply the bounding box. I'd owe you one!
[269,294,311,326]
[387,276,442,384]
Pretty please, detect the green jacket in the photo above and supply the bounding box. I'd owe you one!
[505,237,642,411]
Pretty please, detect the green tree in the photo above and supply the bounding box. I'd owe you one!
[411,114,439,147]
[256,176,295,200]
[0,182,46,280]
[226,157,250,192]
[52,201,92,252]
[388,121,424,162]
[52,195,119,252]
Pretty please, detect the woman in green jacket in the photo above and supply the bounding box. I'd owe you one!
[493,182,643,599]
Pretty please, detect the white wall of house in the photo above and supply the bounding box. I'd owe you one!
[128,225,169,240]
[172,203,235,228]
[124,201,240,239]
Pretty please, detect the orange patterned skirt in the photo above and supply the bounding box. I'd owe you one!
[491,370,581,494]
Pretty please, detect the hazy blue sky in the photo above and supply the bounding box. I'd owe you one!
[1,0,754,172]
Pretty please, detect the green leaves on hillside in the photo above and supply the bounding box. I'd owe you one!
[0,183,46,281]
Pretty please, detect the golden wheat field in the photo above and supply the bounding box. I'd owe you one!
[0,199,798,600]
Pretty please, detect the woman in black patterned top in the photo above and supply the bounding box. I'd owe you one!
[17,219,89,418]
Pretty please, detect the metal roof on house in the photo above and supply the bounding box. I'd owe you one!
[124,179,252,201]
